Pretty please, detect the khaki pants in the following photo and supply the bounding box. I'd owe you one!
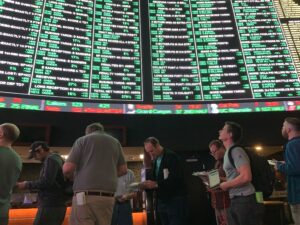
[291,204,300,225]
[70,194,115,225]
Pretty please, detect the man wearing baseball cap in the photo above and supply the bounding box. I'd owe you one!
[16,141,67,225]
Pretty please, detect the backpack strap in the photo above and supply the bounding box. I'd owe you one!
[228,145,243,169]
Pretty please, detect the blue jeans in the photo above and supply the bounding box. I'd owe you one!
[111,201,133,225]
[157,196,187,225]
[228,194,259,225]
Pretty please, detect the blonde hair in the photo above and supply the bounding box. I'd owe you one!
[0,123,20,142]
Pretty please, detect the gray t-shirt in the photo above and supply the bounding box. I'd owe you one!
[223,145,255,198]
[67,131,126,192]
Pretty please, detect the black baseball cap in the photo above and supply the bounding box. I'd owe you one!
[28,141,49,159]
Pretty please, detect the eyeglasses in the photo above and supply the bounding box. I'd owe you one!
[210,149,220,156]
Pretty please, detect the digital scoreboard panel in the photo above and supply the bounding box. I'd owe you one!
[0,0,142,100]
[0,0,300,114]
[149,0,300,101]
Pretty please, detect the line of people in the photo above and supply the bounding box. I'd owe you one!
[207,118,300,225]
[0,122,134,225]
[0,117,299,225]
[140,118,300,225]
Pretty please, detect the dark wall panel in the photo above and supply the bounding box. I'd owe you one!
[0,108,298,150]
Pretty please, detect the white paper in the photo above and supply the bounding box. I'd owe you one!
[268,160,276,166]
[128,182,140,189]
[163,168,169,179]
[208,169,220,188]
[23,194,32,204]
[76,192,86,206]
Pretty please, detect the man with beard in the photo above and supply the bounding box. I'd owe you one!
[275,117,300,225]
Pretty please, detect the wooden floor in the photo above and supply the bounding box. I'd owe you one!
[9,207,147,225]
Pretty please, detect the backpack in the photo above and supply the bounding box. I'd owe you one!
[228,145,275,199]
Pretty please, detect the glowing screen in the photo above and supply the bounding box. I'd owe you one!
[0,0,299,114]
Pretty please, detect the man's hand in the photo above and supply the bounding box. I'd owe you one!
[116,195,128,203]
[16,181,27,190]
[63,162,76,180]
[140,180,158,189]
[275,161,285,170]
[220,181,230,191]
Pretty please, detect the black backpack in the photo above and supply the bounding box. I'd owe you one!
[228,145,275,199]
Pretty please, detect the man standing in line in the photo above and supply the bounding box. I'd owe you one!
[209,139,226,179]
[275,117,300,225]
[17,141,67,225]
[63,122,127,225]
[208,139,229,225]
[0,123,22,225]
[111,168,136,225]
[141,137,186,225]
[219,121,258,225]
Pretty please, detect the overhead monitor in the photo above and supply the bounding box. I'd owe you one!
[0,0,299,114]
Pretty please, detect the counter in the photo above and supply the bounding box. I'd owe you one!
[9,207,146,225]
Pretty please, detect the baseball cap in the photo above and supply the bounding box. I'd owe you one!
[28,141,49,159]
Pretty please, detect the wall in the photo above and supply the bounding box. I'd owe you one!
[1,108,298,151]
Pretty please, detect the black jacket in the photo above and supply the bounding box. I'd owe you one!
[26,153,66,207]
[152,149,186,201]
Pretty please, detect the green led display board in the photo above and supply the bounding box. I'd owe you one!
[0,0,142,101]
[0,0,299,114]
[149,0,300,102]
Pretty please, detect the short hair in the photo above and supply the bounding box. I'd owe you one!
[0,123,20,143]
[208,139,224,149]
[225,121,243,143]
[85,123,104,134]
[285,117,300,131]
[144,137,160,146]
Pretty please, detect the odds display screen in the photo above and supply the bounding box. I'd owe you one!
[0,0,142,100]
[0,0,300,114]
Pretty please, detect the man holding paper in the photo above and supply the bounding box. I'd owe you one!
[142,137,186,225]
[111,168,136,225]
[275,117,300,225]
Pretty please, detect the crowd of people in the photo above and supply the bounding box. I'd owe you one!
[0,117,299,225]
